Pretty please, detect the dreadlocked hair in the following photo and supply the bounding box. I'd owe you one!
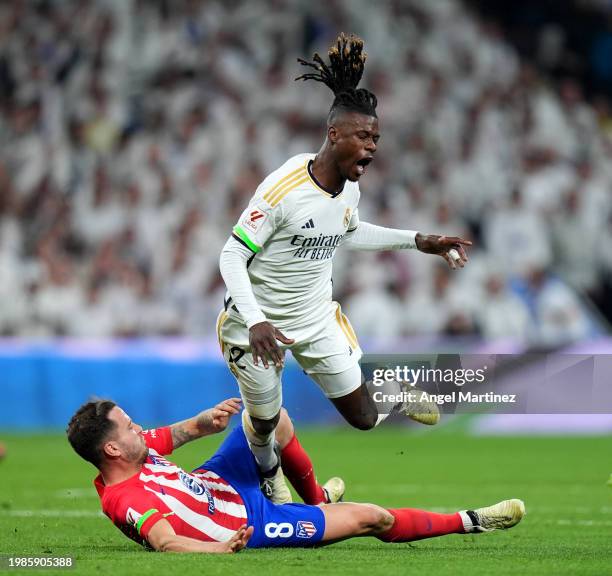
[296,32,378,118]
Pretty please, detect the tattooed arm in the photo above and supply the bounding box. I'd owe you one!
[169,398,242,450]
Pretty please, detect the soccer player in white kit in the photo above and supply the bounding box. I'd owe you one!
[219,34,471,502]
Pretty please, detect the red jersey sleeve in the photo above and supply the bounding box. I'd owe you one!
[142,426,173,456]
[104,485,170,545]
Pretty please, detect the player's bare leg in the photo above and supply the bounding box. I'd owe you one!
[319,499,525,545]
[320,503,394,543]
[328,383,379,430]
[315,366,440,430]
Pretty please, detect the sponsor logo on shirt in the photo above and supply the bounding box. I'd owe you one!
[179,471,204,495]
[242,209,268,233]
[203,485,215,515]
[290,233,344,260]
[179,472,215,514]
[296,520,317,538]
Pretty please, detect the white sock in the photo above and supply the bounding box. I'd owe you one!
[241,411,278,473]
[375,413,390,427]
[247,437,278,473]
[459,510,475,533]
[366,379,404,426]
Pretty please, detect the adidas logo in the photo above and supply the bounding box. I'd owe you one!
[301,219,315,229]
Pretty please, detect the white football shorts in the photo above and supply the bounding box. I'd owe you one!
[216,301,363,420]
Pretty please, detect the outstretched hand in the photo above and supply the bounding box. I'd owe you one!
[224,525,254,553]
[415,233,472,269]
[209,398,242,433]
[249,321,295,368]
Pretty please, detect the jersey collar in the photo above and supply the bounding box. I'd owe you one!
[307,160,344,198]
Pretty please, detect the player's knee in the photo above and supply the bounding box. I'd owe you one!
[344,412,377,431]
[375,509,395,534]
[251,411,281,436]
[356,505,392,534]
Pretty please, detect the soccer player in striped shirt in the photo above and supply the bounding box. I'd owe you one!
[66,398,524,553]
[219,33,472,502]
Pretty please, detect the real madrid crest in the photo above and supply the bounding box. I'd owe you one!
[343,208,352,229]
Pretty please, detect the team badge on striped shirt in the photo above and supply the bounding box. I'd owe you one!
[296,520,317,538]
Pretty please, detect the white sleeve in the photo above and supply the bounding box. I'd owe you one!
[344,220,418,250]
[219,237,267,329]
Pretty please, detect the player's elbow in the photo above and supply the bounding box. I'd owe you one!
[219,238,250,280]
[150,535,172,552]
[154,535,185,553]
[148,522,177,552]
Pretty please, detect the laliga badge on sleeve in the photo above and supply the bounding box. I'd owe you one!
[243,209,268,233]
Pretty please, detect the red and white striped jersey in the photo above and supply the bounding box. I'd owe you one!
[94,427,247,548]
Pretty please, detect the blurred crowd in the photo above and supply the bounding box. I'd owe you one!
[0,0,610,346]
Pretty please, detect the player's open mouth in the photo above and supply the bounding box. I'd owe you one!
[355,157,373,176]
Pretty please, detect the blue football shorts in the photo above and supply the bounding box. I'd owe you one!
[193,425,325,548]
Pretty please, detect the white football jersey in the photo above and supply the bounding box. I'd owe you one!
[227,153,360,335]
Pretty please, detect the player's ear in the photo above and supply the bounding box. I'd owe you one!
[103,440,121,459]
[328,125,338,145]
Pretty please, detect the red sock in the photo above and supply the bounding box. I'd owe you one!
[280,434,326,505]
[378,508,465,543]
